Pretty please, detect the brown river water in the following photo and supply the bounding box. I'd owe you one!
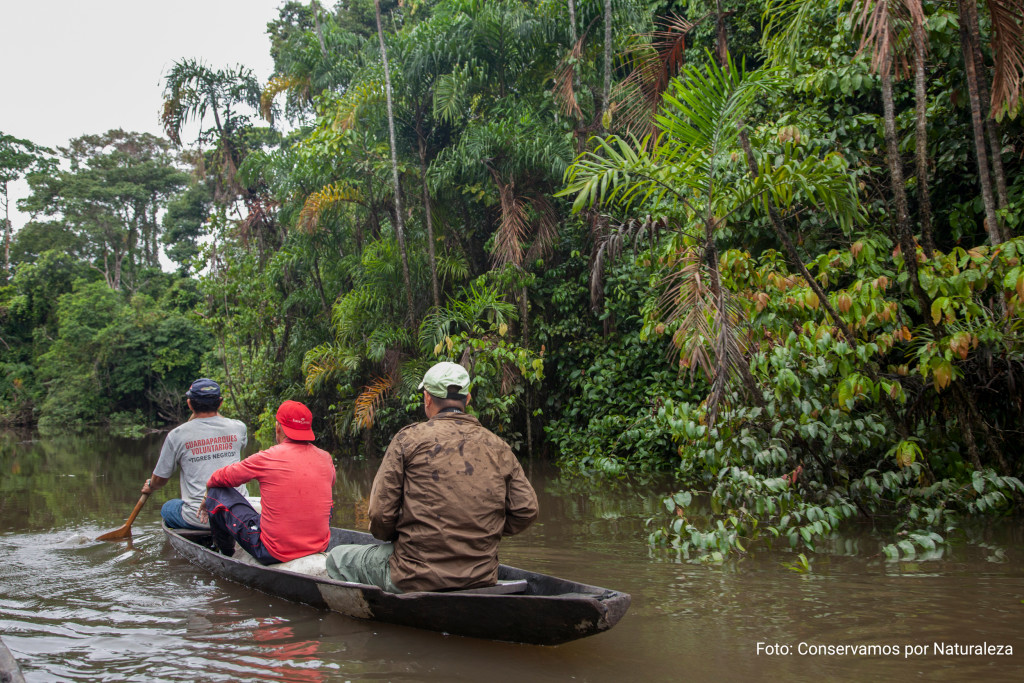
[0,432,1022,682]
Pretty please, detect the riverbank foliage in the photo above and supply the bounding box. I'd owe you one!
[2,0,1022,560]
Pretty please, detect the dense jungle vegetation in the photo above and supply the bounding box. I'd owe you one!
[2,0,1023,562]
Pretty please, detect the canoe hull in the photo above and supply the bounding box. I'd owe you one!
[164,525,630,645]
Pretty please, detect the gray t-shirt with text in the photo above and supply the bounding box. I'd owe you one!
[153,415,248,528]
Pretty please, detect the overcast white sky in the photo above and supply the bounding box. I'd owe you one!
[1,0,286,229]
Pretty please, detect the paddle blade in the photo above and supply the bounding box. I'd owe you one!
[96,493,149,542]
[95,525,132,541]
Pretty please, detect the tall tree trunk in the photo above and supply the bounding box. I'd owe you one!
[881,66,937,320]
[312,1,330,60]
[881,69,913,249]
[603,0,612,126]
[568,0,578,46]
[113,249,124,291]
[962,0,1010,222]
[417,123,440,308]
[912,10,935,257]
[957,0,1003,245]
[714,0,729,67]
[375,0,416,322]
[568,0,580,92]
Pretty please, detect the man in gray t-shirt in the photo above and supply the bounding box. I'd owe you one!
[142,378,247,529]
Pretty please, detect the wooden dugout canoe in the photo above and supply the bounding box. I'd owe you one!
[163,524,630,645]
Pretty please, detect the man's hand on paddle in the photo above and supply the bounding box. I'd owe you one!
[141,474,168,495]
[197,495,210,524]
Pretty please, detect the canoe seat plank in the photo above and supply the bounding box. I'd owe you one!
[440,579,529,595]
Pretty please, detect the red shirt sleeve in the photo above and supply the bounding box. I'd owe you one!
[207,452,265,488]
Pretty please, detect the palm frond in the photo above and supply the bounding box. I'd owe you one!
[552,34,586,118]
[365,324,413,362]
[261,75,310,123]
[850,0,912,77]
[762,0,850,67]
[524,196,559,262]
[614,13,699,139]
[491,171,530,268]
[354,374,397,431]
[334,77,385,131]
[436,248,471,285]
[399,356,433,396]
[331,285,390,346]
[161,59,261,144]
[297,181,364,233]
[559,133,681,214]
[303,342,355,393]
[988,0,1024,118]
[659,245,749,424]
[417,281,518,355]
[562,58,782,217]
[657,56,780,155]
[589,215,672,312]
[500,361,520,394]
[433,62,475,123]
[661,247,718,382]
[418,306,462,356]
[729,140,864,234]
[161,97,185,146]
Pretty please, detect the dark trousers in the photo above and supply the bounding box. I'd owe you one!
[206,486,280,566]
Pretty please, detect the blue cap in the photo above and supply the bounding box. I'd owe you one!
[185,378,221,399]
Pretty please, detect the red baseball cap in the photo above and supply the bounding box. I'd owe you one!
[276,400,315,440]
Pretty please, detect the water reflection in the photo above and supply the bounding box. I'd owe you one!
[0,434,1022,681]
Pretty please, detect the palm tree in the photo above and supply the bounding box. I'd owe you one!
[613,14,696,143]
[161,59,262,201]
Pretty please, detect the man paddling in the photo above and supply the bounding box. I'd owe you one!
[326,362,538,592]
[200,400,336,565]
[142,378,247,530]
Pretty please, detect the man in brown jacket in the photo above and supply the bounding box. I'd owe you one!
[326,361,538,592]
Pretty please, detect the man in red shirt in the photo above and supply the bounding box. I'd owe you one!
[200,400,336,564]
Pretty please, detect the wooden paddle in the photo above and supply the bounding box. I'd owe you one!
[96,492,149,541]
